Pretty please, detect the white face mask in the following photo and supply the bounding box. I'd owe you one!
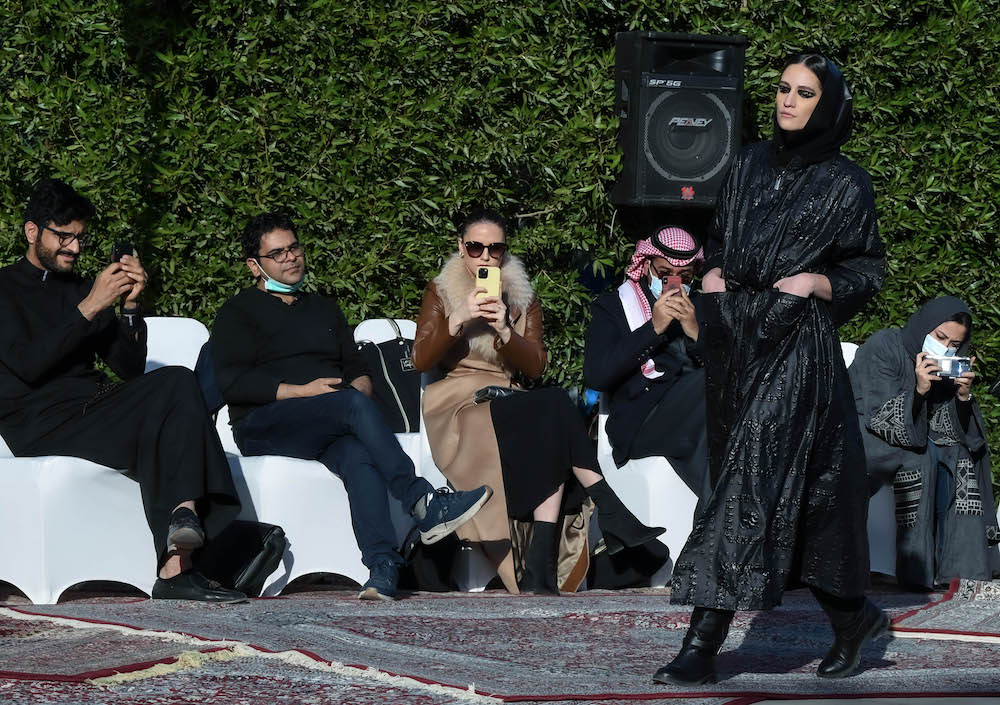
[922,333,957,357]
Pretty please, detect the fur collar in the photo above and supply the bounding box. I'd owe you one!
[434,252,535,366]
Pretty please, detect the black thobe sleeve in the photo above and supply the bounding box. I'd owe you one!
[93,306,147,381]
[212,302,284,406]
[0,289,95,385]
[682,295,706,365]
[330,303,369,383]
[583,295,661,392]
[823,173,885,326]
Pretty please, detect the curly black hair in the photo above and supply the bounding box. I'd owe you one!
[241,212,296,260]
[24,178,95,229]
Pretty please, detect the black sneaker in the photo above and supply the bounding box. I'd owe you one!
[417,485,493,545]
[358,561,399,601]
[152,570,248,603]
[166,507,205,553]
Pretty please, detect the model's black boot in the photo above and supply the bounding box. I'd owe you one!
[520,520,559,595]
[811,588,889,678]
[585,479,665,555]
[652,607,734,686]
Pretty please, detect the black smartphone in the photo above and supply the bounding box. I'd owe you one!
[112,241,136,263]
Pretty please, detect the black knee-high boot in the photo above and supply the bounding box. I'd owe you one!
[810,587,889,678]
[585,479,665,555]
[520,520,560,595]
[652,607,734,686]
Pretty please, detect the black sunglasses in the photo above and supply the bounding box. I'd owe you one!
[464,241,507,259]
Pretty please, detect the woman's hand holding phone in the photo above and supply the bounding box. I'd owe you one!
[915,352,942,396]
[448,287,488,336]
[955,356,976,401]
[479,295,511,344]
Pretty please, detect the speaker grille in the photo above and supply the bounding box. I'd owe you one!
[642,90,734,183]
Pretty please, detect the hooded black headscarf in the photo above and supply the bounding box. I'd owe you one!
[901,296,973,359]
[768,54,854,167]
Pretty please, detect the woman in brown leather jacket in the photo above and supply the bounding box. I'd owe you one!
[413,210,663,594]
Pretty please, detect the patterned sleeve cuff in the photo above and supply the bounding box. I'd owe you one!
[869,393,912,446]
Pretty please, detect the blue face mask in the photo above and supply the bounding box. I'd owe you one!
[255,260,303,295]
[648,273,692,299]
[649,273,663,298]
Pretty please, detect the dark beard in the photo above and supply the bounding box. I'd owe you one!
[35,240,74,273]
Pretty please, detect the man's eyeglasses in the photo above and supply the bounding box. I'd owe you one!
[42,225,88,248]
[464,241,507,259]
[257,243,303,263]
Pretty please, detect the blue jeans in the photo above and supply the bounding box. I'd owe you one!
[234,389,433,567]
[929,440,953,517]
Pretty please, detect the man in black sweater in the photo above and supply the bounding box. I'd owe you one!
[0,179,244,602]
[212,213,492,600]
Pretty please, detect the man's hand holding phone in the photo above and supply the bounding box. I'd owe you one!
[653,287,698,340]
[117,254,147,308]
[78,263,135,321]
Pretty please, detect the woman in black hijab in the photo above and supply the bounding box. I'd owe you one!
[850,297,1000,589]
[654,54,887,685]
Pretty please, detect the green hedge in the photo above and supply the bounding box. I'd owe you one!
[2,0,999,484]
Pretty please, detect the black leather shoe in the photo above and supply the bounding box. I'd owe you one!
[152,570,248,603]
[653,607,734,686]
[585,479,665,555]
[816,598,889,678]
[166,507,206,553]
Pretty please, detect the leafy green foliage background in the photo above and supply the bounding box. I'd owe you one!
[2,0,999,484]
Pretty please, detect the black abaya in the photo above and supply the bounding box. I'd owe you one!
[670,141,885,610]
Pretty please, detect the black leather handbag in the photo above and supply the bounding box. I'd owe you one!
[195,520,286,597]
[356,320,421,432]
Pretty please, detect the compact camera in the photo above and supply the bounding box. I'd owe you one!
[927,355,972,379]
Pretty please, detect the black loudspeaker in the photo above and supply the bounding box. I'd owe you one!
[610,32,747,209]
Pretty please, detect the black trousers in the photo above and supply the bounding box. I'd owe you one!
[13,367,240,565]
[629,369,712,511]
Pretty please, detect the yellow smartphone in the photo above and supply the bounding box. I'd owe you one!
[476,266,501,299]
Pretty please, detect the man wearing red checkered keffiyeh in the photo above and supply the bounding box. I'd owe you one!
[584,226,713,518]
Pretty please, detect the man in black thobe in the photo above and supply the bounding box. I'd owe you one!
[0,178,244,602]
[584,227,711,508]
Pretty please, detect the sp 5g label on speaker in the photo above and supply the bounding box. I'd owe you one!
[649,78,682,88]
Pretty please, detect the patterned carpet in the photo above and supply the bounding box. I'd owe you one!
[2,582,1000,704]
